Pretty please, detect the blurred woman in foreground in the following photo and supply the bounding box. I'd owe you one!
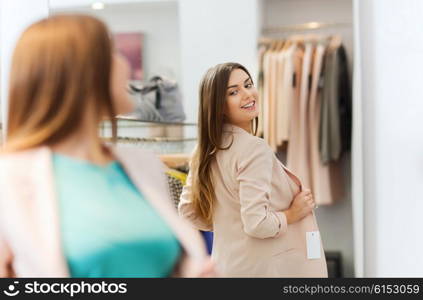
[0,14,213,278]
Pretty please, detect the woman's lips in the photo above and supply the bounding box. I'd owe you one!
[241,100,256,110]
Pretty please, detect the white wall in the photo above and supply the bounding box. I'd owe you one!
[263,0,355,277]
[0,0,50,135]
[178,0,260,124]
[49,0,174,9]
[358,0,423,277]
[50,1,181,83]
[352,0,364,278]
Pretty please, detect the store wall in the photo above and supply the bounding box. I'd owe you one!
[178,0,260,124]
[263,0,355,277]
[358,0,423,277]
[49,0,174,9]
[50,1,181,83]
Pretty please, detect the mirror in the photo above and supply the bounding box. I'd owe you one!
[49,0,195,153]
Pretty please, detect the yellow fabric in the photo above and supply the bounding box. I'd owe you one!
[166,169,187,185]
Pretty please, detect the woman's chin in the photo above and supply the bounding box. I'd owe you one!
[248,111,259,120]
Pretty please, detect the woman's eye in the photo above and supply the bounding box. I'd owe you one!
[229,90,238,96]
[245,83,253,88]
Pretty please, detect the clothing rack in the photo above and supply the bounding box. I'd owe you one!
[103,136,197,143]
[103,136,197,155]
[261,21,351,35]
[116,115,197,126]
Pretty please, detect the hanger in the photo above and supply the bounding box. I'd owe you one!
[276,39,285,51]
[269,39,279,51]
[328,34,342,51]
[282,38,292,52]
[288,34,306,47]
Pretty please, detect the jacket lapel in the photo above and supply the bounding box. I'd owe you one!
[22,147,69,276]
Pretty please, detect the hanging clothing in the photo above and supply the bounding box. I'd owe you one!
[287,42,314,189]
[276,42,296,146]
[319,44,352,164]
[262,50,272,146]
[257,44,267,137]
[338,46,352,154]
[274,48,286,148]
[257,36,351,206]
[308,43,333,205]
[268,50,279,152]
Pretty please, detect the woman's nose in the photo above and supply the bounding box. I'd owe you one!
[241,87,253,99]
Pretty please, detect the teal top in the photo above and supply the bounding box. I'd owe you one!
[52,153,181,278]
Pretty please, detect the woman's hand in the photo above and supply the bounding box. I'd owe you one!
[283,189,315,224]
[197,257,218,277]
[177,256,218,278]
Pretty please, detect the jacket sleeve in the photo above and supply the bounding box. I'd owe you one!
[236,139,288,239]
[178,171,213,232]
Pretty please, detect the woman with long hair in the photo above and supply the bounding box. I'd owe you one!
[0,14,213,278]
[179,62,328,277]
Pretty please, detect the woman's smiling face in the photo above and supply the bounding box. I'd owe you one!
[224,68,259,130]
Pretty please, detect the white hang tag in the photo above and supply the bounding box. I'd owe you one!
[306,231,321,259]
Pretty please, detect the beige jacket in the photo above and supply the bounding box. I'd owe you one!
[179,124,328,277]
[0,146,208,277]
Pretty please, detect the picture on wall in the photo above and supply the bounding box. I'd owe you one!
[113,32,144,81]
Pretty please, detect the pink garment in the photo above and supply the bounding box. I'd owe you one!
[268,51,279,152]
[308,43,333,205]
[262,50,272,144]
[277,43,297,146]
[287,42,314,190]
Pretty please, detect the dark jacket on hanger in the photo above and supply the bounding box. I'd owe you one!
[319,44,352,164]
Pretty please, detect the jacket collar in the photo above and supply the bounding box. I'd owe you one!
[222,123,251,134]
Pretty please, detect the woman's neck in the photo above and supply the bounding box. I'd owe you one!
[232,122,252,134]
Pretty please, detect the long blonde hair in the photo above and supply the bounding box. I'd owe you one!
[4,14,116,152]
[190,62,258,225]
